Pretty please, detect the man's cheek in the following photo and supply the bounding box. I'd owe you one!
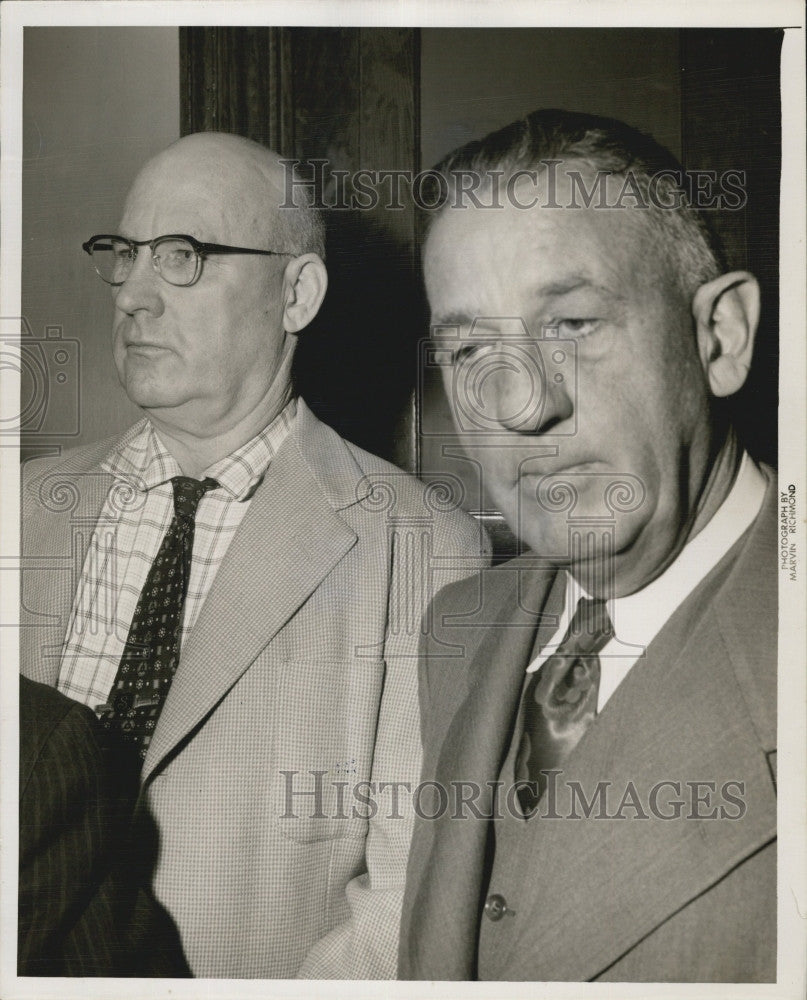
[477,459,514,509]
[441,372,458,421]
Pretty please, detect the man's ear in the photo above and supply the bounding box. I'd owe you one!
[692,271,760,398]
[281,254,328,334]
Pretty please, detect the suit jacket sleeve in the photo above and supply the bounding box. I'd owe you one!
[18,678,189,977]
[296,506,489,978]
[19,682,123,976]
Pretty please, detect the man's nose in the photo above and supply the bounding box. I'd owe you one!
[468,344,574,434]
[113,248,165,316]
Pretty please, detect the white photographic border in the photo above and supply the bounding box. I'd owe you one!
[1,3,804,998]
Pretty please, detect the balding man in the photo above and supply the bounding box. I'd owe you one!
[20,132,486,978]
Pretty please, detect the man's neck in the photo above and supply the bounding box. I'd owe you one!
[573,428,743,600]
[685,426,742,542]
[145,389,294,479]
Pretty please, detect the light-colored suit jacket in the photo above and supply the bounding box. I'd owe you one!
[399,471,777,982]
[20,399,487,978]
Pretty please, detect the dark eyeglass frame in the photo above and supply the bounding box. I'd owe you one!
[82,233,292,287]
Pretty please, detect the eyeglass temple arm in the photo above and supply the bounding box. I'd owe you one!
[82,236,289,257]
[196,243,288,257]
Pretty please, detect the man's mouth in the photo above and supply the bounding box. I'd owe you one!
[519,460,602,481]
[125,342,171,355]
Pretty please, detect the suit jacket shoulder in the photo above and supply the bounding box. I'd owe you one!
[21,426,143,524]
[19,676,100,797]
[291,399,489,560]
[416,555,553,750]
[22,428,134,482]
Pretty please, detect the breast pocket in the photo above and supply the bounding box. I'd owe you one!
[270,658,386,844]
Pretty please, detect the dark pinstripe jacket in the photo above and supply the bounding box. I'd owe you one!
[18,676,189,977]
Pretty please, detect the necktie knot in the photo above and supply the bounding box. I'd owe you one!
[562,596,613,656]
[171,476,218,522]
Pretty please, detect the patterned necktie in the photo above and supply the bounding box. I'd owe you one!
[516,596,614,815]
[99,475,218,760]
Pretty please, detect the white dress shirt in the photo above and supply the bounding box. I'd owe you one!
[526,452,768,711]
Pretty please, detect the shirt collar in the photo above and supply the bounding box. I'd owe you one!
[528,452,767,669]
[605,451,767,648]
[205,397,297,499]
[101,397,298,500]
[100,419,180,490]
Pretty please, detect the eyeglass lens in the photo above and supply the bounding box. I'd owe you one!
[90,237,199,286]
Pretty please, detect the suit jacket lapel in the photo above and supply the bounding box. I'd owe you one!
[142,408,364,780]
[406,561,562,979]
[491,489,777,981]
[711,472,777,753]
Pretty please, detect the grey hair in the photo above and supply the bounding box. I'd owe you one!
[423,109,724,297]
[275,161,326,260]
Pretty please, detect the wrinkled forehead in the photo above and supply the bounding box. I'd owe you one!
[423,167,653,311]
[119,141,286,244]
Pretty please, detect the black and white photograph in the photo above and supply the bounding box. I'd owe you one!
[1,1,805,996]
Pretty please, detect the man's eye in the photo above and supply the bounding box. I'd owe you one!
[556,318,599,338]
[160,250,192,265]
[453,342,498,365]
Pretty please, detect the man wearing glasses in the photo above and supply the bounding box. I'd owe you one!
[20,131,485,978]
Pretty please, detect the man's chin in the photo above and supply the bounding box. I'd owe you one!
[121,377,187,412]
[509,507,647,568]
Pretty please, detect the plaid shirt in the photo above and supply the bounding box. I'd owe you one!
[57,399,297,711]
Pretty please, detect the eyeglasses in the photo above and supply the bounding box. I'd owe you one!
[82,234,292,287]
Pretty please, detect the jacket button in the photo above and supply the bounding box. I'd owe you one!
[484,893,508,921]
